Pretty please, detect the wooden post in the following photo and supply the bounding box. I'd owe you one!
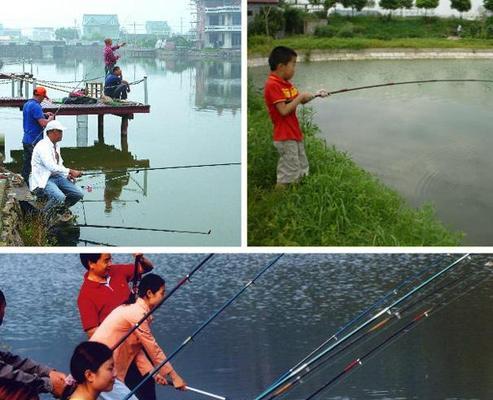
[121,115,129,136]
[98,115,104,143]
[11,79,15,97]
[144,76,148,105]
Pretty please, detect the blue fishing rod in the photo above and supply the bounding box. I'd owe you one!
[254,253,470,400]
[123,253,284,400]
[268,255,447,388]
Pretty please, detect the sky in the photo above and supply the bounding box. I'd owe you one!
[0,0,192,34]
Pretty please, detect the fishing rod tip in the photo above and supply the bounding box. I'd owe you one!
[207,229,212,235]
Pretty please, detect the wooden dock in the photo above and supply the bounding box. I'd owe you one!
[0,98,150,136]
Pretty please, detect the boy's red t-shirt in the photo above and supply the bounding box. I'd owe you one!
[264,73,303,141]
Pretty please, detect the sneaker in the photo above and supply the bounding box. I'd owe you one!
[56,210,75,224]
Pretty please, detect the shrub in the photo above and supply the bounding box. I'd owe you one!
[314,25,339,37]
[337,23,355,38]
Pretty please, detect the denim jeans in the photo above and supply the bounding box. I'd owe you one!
[40,174,84,213]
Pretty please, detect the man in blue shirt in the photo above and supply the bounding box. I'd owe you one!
[22,87,54,183]
[104,66,130,100]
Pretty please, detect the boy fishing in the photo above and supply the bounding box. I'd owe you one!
[264,46,328,188]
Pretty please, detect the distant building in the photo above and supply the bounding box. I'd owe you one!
[82,14,120,39]
[32,27,55,41]
[2,28,22,40]
[192,0,241,49]
[145,21,171,37]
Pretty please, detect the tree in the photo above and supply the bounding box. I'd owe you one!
[248,6,285,37]
[353,0,369,11]
[450,0,471,16]
[380,0,400,14]
[308,0,337,16]
[485,0,493,12]
[284,6,305,35]
[399,0,414,11]
[415,0,439,15]
[55,27,79,41]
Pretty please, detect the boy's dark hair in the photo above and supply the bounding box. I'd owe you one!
[0,290,5,306]
[268,46,297,71]
[138,274,165,298]
[79,254,102,270]
[112,65,120,73]
[70,341,113,383]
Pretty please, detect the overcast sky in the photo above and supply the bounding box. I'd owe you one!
[0,0,192,33]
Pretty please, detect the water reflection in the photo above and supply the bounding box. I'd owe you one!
[1,56,240,245]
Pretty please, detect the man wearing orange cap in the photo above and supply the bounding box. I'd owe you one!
[22,87,54,183]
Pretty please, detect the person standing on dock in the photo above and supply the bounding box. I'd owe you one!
[22,86,54,183]
[104,38,126,76]
[29,120,84,223]
[264,46,328,189]
[77,253,155,400]
[104,66,130,100]
[0,289,68,399]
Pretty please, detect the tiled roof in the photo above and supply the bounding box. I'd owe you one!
[82,14,119,26]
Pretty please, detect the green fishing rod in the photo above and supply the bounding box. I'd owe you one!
[314,79,493,97]
[76,223,212,235]
[123,254,284,400]
[254,253,470,400]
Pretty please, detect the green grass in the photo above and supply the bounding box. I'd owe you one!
[249,35,493,56]
[248,83,463,246]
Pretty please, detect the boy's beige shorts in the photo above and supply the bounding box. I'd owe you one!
[274,140,309,184]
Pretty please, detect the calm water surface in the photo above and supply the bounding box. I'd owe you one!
[0,253,492,399]
[250,60,493,245]
[1,57,240,246]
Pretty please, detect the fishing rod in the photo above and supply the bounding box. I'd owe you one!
[303,267,490,400]
[123,254,284,400]
[77,223,212,235]
[315,79,493,97]
[112,253,214,351]
[269,256,447,388]
[80,199,139,203]
[254,253,470,400]
[78,238,116,247]
[265,265,482,400]
[186,386,228,400]
[81,162,241,178]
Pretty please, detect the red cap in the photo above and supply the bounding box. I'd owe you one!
[33,86,49,100]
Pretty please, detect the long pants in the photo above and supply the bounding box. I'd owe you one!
[112,83,129,100]
[105,63,116,76]
[38,175,84,213]
[125,360,157,400]
[22,143,36,183]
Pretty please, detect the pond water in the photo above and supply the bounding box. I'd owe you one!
[0,253,492,399]
[250,59,493,245]
[1,56,241,246]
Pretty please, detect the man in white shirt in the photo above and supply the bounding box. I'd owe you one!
[29,120,84,221]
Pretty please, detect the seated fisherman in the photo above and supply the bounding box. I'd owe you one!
[104,66,130,100]
[29,120,84,222]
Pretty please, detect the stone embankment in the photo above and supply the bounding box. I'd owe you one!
[0,168,28,246]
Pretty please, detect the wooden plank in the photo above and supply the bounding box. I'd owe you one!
[0,98,150,115]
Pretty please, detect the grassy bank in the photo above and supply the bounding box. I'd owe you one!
[248,84,462,246]
[249,35,493,56]
[249,15,493,55]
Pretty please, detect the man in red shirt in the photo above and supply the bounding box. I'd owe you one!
[77,253,155,400]
[264,46,328,188]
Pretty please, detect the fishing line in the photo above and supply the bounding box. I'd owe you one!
[123,254,284,400]
[77,223,212,235]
